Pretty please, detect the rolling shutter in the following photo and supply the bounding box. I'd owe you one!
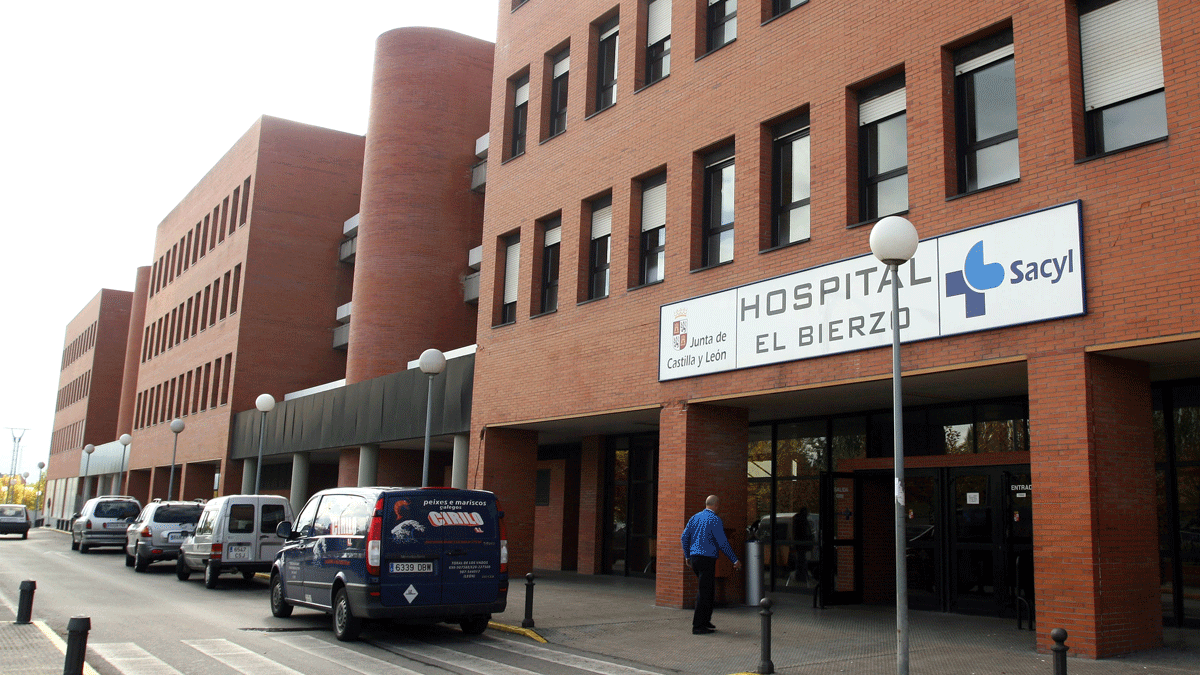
[1081,0,1163,111]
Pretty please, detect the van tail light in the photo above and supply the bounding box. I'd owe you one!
[366,497,384,576]
[85,520,93,530]
[140,527,152,538]
[210,543,223,559]
[497,499,508,574]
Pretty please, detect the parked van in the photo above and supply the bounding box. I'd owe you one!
[176,494,292,589]
[269,487,508,641]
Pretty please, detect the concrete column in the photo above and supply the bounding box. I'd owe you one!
[241,458,257,495]
[451,435,469,488]
[1028,351,1160,657]
[290,452,310,516]
[358,444,379,487]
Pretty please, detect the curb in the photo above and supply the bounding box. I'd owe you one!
[488,621,548,643]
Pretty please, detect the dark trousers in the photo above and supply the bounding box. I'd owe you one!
[690,555,716,629]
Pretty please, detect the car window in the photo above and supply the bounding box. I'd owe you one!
[95,501,140,519]
[312,495,347,537]
[228,504,255,533]
[293,497,321,537]
[195,509,216,536]
[0,506,24,517]
[261,504,287,534]
[153,505,204,524]
[335,496,373,537]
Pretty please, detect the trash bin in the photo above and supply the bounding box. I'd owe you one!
[745,539,763,606]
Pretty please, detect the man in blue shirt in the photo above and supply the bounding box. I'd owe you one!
[681,495,742,634]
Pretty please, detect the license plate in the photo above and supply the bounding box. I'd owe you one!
[390,562,433,574]
[168,532,184,543]
[104,522,124,529]
[228,544,250,560]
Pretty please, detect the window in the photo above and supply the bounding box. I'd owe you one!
[501,234,521,324]
[588,196,612,300]
[859,76,907,221]
[640,173,667,285]
[771,0,807,18]
[772,113,810,247]
[511,75,529,157]
[646,0,671,84]
[706,0,737,52]
[955,31,1019,193]
[548,50,569,138]
[541,218,561,313]
[1080,0,1167,155]
[702,145,735,267]
[595,16,619,112]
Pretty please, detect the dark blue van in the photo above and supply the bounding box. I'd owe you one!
[269,487,508,641]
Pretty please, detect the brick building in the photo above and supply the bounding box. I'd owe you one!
[470,0,1199,658]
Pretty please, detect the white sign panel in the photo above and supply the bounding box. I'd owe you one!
[660,202,1084,381]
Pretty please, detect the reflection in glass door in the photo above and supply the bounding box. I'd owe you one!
[604,435,658,577]
[905,472,940,610]
[951,472,997,614]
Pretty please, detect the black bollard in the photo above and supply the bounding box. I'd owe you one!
[16,580,36,624]
[521,573,535,628]
[758,597,774,674]
[1051,628,1069,675]
[63,616,91,675]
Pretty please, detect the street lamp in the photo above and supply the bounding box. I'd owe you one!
[168,419,185,501]
[118,434,132,495]
[418,348,446,488]
[36,461,45,512]
[254,394,276,495]
[82,444,96,503]
[870,215,919,675]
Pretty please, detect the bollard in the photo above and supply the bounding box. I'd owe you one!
[64,616,91,675]
[521,573,535,628]
[758,597,774,674]
[1051,628,1068,675]
[16,580,36,624]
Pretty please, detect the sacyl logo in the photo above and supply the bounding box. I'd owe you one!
[946,241,1004,318]
[946,240,1077,319]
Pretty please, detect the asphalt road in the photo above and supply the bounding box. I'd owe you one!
[0,527,664,675]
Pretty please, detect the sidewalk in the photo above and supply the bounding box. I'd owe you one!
[0,606,96,675]
[491,571,1200,675]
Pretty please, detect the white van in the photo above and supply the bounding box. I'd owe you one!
[176,494,293,589]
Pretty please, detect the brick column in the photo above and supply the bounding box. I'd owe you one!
[657,401,749,608]
[576,435,605,574]
[1029,351,1160,657]
[471,427,539,577]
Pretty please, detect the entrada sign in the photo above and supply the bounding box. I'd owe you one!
[659,201,1084,381]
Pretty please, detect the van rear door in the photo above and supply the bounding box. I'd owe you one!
[437,493,501,606]
[222,500,258,564]
[380,493,445,608]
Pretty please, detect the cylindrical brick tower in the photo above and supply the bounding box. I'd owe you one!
[347,27,494,384]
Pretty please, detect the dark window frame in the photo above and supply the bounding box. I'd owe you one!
[511,75,529,158]
[702,145,736,268]
[706,0,738,53]
[954,31,1018,194]
[540,218,561,314]
[595,17,620,112]
[771,114,811,248]
[549,52,569,138]
[858,76,908,222]
[588,197,612,300]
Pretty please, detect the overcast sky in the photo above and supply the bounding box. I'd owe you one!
[0,1,499,479]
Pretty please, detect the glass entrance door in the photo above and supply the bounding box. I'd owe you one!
[820,472,861,605]
[949,470,1000,614]
[604,434,658,577]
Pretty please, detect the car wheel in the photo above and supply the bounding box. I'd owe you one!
[134,549,149,573]
[21,532,27,540]
[460,616,490,635]
[71,535,79,551]
[175,556,192,581]
[204,562,220,589]
[125,551,135,567]
[332,588,361,641]
[241,569,256,581]
[270,574,293,618]
[79,543,90,554]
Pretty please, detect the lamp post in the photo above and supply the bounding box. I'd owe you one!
[82,444,95,503]
[168,419,185,501]
[870,215,919,675]
[254,394,276,495]
[118,434,132,494]
[418,349,447,488]
[36,461,45,514]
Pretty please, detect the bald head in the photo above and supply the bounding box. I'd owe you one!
[705,495,720,512]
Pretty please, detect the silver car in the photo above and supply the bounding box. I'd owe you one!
[0,504,31,538]
[125,499,205,572]
[72,496,142,553]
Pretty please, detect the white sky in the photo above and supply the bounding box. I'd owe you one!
[0,1,499,479]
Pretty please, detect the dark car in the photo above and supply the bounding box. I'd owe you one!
[270,487,508,641]
[0,504,32,538]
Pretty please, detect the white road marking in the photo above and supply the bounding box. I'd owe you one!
[271,634,427,675]
[481,637,666,675]
[182,637,304,675]
[382,639,549,675]
[91,643,185,675]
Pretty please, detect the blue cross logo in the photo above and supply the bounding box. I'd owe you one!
[946,241,1004,318]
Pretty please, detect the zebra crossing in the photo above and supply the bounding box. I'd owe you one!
[88,632,667,675]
